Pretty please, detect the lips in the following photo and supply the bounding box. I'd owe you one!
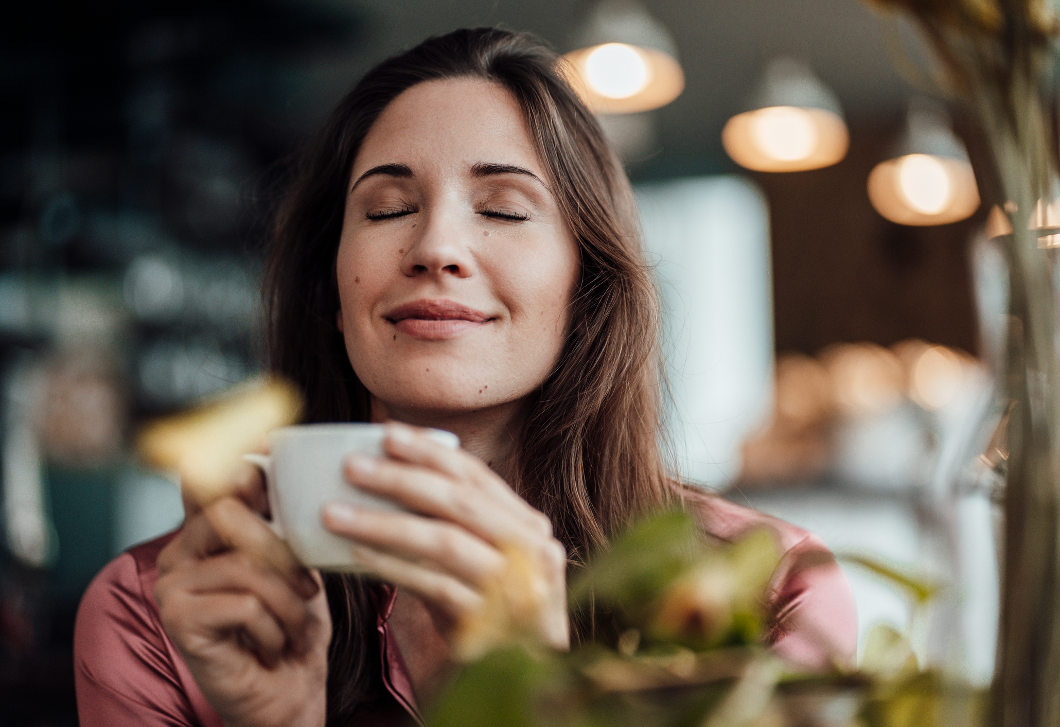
[384,299,493,340]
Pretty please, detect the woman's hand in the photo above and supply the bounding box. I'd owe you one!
[154,466,331,727]
[321,423,569,657]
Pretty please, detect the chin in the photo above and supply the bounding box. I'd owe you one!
[363,371,512,418]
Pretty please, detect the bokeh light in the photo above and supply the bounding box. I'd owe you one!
[750,106,819,163]
[897,154,953,215]
[584,43,651,99]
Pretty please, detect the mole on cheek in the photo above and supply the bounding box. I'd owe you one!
[354,276,360,284]
[398,249,405,255]
[484,230,489,237]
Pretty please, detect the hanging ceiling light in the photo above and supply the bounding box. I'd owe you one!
[867,99,980,226]
[722,57,849,173]
[562,0,685,114]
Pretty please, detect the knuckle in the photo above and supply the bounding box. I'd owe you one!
[446,485,477,520]
[433,529,461,561]
[547,541,568,569]
[533,512,553,536]
[235,594,265,621]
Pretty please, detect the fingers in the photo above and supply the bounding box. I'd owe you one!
[384,424,542,522]
[344,436,552,550]
[186,593,289,668]
[164,497,317,600]
[228,462,271,518]
[170,550,316,652]
[321,504,506,587]
[155,496,322,671]
[346,543,484,619]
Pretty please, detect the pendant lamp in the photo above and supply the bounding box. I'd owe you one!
[562,0,684,114]
[722,57,849,173]
[867,99,980,226]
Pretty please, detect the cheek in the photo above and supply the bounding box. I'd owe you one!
[504,247,579,345]
[336,237,378,316]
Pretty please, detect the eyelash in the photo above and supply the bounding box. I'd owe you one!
[366,206,415,220]
[365,207,529,222]
[481,209,529,222]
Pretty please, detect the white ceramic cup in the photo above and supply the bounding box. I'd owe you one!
[243,423,459,572]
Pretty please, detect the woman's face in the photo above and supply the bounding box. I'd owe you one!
[336,78,580,420]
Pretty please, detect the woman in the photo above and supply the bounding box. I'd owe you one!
[74,28,857,727]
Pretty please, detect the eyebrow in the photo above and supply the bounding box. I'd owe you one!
[470,162,548,189]
[349,163,413,192]
[349,161,549,194]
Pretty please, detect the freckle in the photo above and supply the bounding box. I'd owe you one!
[425,368,429,372]
[398,248,405,254]
[484,385,487,389]
[392,334,397,341]
[354,276,360,284]
[479,389,483,393]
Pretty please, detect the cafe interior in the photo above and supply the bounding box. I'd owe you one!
[1,0,1018,723]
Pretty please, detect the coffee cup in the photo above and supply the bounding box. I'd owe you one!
[243,423,459,571]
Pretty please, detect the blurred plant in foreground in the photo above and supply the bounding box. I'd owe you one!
[861,1,1060,725]
[428,510,979,727]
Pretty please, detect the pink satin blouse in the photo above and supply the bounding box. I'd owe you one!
[73,492,857,726]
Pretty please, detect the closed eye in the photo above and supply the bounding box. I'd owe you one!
[480,209,529,222]
[366,206,416,220]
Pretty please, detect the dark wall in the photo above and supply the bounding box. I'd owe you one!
[754,112,983,358]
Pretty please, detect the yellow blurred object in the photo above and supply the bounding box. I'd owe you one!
[722,106,849,173]
[562,43,684,114]
[722,57,848,173]
[821,343,905,416]
[649,561,735,646]
[452,542,550,662]
[867,153,980,225]
[137,377,303,505]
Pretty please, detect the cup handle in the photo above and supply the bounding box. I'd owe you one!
[241,453,284,539]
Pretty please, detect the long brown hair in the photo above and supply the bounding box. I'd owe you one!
[263,27,674,722]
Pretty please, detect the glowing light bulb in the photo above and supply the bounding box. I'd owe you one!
[750,106,818,162]
[897,154,953,215]
[584,43,650,100]
[911,346,962,410]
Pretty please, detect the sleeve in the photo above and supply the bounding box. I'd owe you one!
[74,548,224,727]
[765,532,858,671]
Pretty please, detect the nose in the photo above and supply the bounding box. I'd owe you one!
[400,206,476,279]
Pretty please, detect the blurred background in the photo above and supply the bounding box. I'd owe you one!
[0,0,1004,723]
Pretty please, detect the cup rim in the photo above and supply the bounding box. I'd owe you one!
[267,423,386,437]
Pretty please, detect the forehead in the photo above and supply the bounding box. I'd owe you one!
[352,77,543,176]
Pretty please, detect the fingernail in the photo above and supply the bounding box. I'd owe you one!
[387,424,414,445]
[346,454,376,475]
[323,501,357,526]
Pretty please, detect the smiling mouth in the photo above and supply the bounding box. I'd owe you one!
[385,299,494,340]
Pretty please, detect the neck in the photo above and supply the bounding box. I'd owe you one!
[369,398,524,484]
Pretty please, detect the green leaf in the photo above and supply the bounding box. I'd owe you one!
[725,528,781,608]
[569,509,703,612]
[840,554,941,605]
[427,647,565,727]
[860,624,918,680]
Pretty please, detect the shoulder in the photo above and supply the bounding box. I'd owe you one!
[679,486,858,670]
[74,531,222,727]
[679,486,817,552]
[75,531,177,675]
